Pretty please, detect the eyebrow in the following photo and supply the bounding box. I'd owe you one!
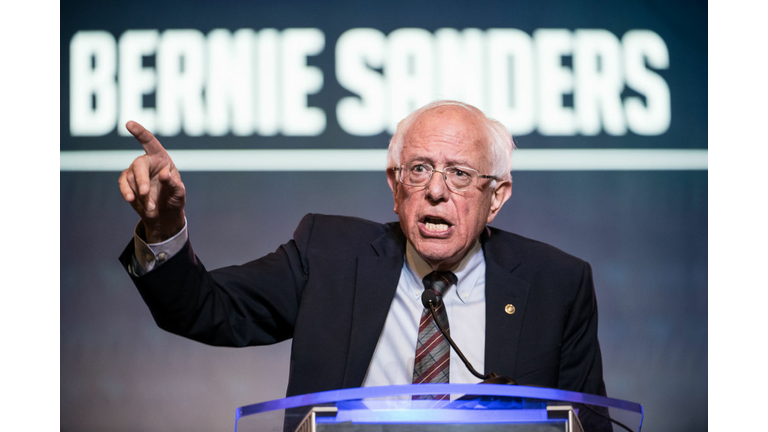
[405,157,476,169]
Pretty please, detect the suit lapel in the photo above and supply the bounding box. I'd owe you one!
[483,230,531,379]
[339,225,531,386]
[341,226,406,388]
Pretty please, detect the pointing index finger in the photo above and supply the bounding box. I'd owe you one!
[125,121,166,156]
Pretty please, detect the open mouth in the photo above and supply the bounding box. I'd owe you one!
[421,216,452,233]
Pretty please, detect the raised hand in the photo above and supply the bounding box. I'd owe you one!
[118,121,186,243]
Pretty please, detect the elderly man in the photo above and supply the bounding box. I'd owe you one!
[119,100,606,403]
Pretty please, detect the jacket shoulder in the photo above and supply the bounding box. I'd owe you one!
[484,226,588,272]
[294,214,401,249]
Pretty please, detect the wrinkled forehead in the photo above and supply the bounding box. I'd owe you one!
[402,106,492,166]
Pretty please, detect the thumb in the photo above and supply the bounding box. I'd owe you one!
[157,165,186,207]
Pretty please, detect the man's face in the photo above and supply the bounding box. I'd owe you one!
[387,106,511,271]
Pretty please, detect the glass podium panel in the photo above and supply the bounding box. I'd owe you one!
[235,384,643,432]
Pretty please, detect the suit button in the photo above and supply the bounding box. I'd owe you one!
[505,304,515,315]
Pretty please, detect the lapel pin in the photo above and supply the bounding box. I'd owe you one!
[505,304,515,315]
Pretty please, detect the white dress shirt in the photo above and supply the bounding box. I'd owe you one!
[362,240,486,387]
[131,219,188,275]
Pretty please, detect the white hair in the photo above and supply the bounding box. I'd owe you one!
[387,100,515,180]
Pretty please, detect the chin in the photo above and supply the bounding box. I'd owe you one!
[413,242,463,269]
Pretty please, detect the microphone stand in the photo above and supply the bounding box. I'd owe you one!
[424,292,632,430]
[422,291,516,385]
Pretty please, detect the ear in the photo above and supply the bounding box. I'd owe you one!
[386,167,400,214]
[486,178,512,224]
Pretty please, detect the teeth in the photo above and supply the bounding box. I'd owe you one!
[425,222,449,232]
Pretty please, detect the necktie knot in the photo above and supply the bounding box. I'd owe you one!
[423,271,457,299]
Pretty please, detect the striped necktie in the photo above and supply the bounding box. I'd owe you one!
[412,271,457,399]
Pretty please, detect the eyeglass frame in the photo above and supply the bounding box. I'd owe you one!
[391,163,498,192]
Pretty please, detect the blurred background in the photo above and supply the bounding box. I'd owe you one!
[60,0,707,430]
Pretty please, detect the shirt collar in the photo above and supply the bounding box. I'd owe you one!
[404,240,484,303]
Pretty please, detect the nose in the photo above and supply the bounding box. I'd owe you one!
[425,169,450,202]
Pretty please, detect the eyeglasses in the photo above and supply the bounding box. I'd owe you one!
[392,163,497,192]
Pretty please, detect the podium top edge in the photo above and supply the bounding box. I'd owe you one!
[235,383,642,419]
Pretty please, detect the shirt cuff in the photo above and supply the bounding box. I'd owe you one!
[132,218,188,275]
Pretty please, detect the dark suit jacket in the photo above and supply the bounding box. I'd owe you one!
[120,213,606,399]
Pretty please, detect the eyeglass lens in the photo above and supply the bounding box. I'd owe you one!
[403,164,476,190]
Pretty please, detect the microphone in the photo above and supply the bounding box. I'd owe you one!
[421,290,515,384]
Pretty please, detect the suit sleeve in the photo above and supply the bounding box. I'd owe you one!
[118,214,317,347]
[558,262,607,396]
[556,262,613,431]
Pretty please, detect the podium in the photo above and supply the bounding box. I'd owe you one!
[235,384,643,432]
